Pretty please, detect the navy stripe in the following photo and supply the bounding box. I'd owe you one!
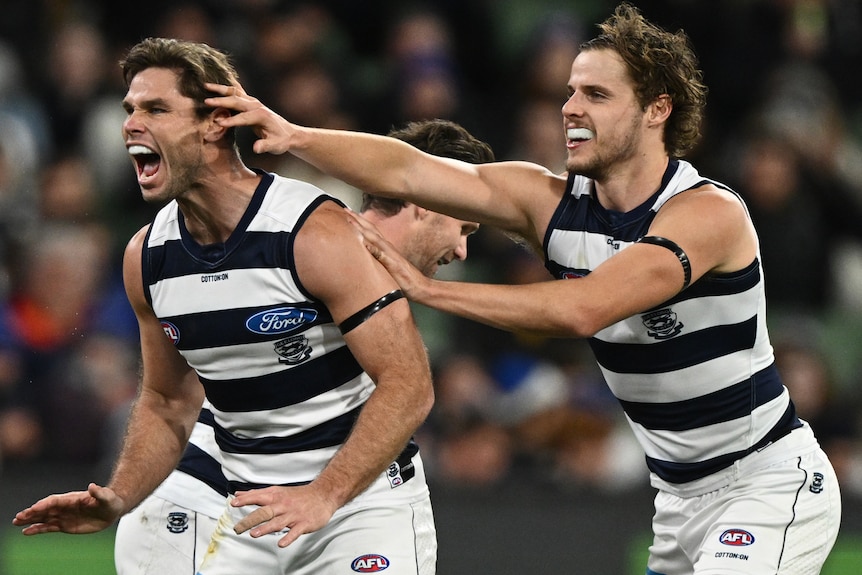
[175,408,228,496]
[165,303,333,350]
[176,442,229,497]
[619,364,784,431]
[202,345,363,412]
[226,438,419,494]
[646,401,802,483]
[661,259,760,306]
[590,316,757,375]
[215,405,362,454]
[149,231,293,280]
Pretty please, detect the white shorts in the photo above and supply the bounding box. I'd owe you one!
[197,458,437,575]
[646,446,841,575]
[115,494,219,575]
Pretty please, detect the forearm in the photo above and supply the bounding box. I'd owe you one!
[416,278,598,338]
[107,391,196,514]
[312,379,433,508]
[291,127,417,198]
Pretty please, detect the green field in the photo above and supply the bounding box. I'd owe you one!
[2,527,860,575]
[0,527,117,575]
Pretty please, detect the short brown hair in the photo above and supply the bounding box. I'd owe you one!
[361,119,495,214]
[121,37,239,124]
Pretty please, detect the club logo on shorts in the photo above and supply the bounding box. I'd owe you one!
[810,471,824,494]
[166,512,189,534]
[719,529,755,546]
[351,554,390,572]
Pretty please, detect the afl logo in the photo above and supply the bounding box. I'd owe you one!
[246,307,318,335]
[720,529,755,546]
[161,321,180,345]
[351,554,390,572]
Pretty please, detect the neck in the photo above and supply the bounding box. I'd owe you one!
[594,155,670,213]
[179,162,260,245]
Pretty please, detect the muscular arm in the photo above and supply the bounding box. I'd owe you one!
[351,185,758,338]
[109,227,205,512]
[204,82,565,250]
[231,201,434,546]
[13,227,204,534]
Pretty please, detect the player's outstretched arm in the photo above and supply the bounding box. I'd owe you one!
[204,82,560,243]
[13,483,124,535]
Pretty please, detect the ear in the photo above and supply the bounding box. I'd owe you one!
[647,94,672,126]
[413,204,432,221]
[203,107,232,142]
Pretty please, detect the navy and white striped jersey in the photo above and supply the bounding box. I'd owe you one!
[143,171,377,492]
[544,160,805,494]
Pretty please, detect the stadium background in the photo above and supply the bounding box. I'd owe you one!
[2,1,862,573]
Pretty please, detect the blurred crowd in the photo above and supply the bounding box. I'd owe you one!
[1,0,862,497]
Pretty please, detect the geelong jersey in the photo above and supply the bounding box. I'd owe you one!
[151,400,228,518]
[143,172,378,492]
[544,160,804,491]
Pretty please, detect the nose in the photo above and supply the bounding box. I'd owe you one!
[454,236,468,261]
[562,93,582,117]
[123,109,144,136]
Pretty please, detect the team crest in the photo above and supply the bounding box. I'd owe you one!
[166,511,189,533]
[274,334,312,365]
[642,308,684,340]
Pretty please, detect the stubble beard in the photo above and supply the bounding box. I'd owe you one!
[566,115,643,182]
[143,148,206,205]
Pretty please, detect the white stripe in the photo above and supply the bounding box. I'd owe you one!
[630,390,790,462]
[595,285,762,344]
[546,229,630,268]
[222,445,341,485]
[601,348,775,402]
[211,375,373,438]
[151,267,304,316]
[182,325,345,379]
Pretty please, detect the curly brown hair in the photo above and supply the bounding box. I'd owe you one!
[580,2,708,158]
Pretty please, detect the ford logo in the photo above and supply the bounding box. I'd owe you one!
[246,307,318,335]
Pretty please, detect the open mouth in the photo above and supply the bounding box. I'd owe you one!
[128,144,162,181]
[566,128,594,144]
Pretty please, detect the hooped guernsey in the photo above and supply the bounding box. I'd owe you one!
[142,171,418,496]
[544,159,814,496]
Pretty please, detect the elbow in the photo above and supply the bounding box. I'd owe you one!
[556,310,605,339]
[416,380,435,422]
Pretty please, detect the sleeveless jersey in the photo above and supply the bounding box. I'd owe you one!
[143,172,381,492]
[543,160,804,492]
[150,399,228,518]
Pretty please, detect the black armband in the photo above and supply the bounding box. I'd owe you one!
[636,235,692,290]
[338,290,405,335]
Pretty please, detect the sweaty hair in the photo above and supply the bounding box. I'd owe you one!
[120,37,240,142]
[361,119,495,215]
[580,2,707,158]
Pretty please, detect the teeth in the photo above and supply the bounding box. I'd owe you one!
[567,128,594,141]
[128,145,156,155]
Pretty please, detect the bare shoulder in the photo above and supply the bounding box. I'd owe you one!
[122,224,152,309]
[294,200,399,321]
[651,183,757,275]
